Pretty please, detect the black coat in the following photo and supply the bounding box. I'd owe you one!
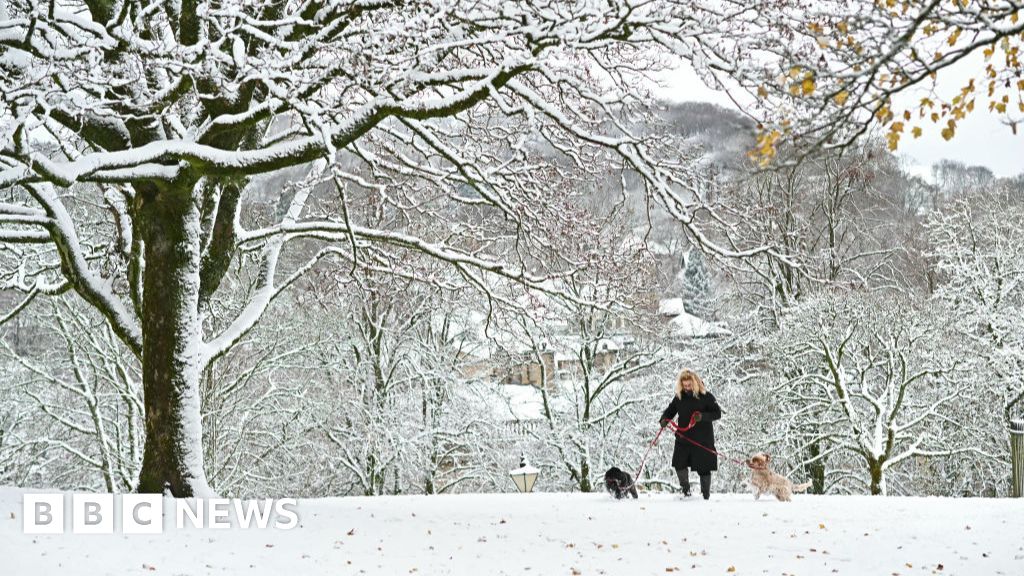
[660,391,722,473]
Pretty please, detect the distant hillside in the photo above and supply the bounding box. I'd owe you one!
[655,101,756,170]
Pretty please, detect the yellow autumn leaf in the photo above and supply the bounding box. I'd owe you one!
[886,132,900,151]
[912,126,923,138]
[801,76,816,96]
[834,90,849,105]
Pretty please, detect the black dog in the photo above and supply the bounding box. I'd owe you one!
[604,467,638,499]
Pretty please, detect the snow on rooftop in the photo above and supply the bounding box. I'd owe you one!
[458,381,549,422]
[495,383,546,421]
[659,298,730,338]
[658,297,687,316]
[669,310,731,339]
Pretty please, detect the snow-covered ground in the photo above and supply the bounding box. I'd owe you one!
[2,487,1022,576]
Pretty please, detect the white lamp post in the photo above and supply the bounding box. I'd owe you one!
[509,456,540,493]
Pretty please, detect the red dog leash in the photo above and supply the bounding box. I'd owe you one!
[665,419,749,467]
[631,414,698,486]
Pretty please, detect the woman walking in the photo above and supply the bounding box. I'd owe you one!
[659,369,722,499]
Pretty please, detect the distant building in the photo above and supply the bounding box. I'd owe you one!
[658,298,731,340]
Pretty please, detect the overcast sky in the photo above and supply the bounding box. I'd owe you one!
[657,54,1024,180]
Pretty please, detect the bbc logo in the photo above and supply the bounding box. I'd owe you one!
[23,494,299,533]
[24,494,164,534]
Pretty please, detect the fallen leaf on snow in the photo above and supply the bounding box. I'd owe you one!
[727,566,736,573]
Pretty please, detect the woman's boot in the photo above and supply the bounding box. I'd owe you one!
[699,473,711,500]
[676,468,691,496]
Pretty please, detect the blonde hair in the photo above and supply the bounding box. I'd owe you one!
[675,369,706,398]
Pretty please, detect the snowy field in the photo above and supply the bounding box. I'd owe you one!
[2,487,1022,576]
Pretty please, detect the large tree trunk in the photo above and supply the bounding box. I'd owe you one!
[579,457,592,492]
[807,441,825,494]
[135,182,213,497]
[869,459,884,496]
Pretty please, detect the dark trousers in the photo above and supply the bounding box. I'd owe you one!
[676,467,712,499]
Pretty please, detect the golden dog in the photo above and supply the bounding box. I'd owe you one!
[746,453,812,502]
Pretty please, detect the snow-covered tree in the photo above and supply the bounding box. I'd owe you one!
[769,292,973,495]
[715,1,1024,157]
[928,191,1024,424]
[500,213,663,492]
[0,1,760,495]
[679,249,714,319]
[1,297,143,492]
